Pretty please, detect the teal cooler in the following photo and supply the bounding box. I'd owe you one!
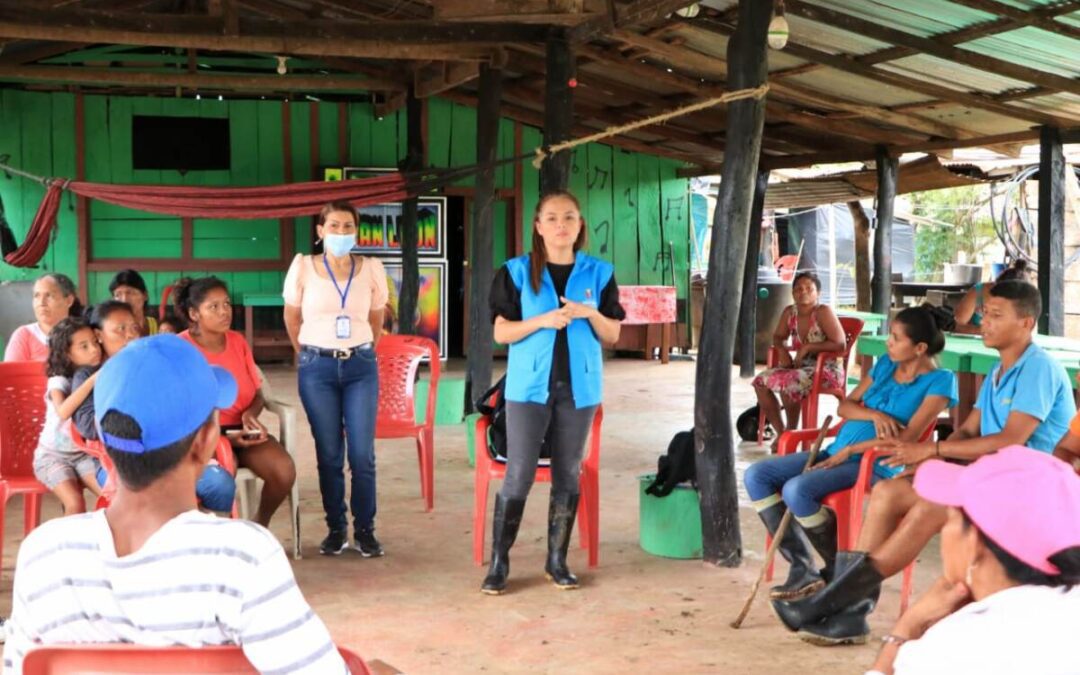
[638,475,703,559]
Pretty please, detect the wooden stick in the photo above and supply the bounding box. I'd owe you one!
[730,415,834,629]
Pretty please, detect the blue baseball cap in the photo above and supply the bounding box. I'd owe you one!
[93,334,237,454]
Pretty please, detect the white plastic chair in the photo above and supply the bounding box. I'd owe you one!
[235,368,302,559]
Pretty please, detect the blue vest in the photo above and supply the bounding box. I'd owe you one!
[503,252,614,408]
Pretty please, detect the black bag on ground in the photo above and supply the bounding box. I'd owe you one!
[644,429,696,497]
[475,375,552,462]
[736,404,774,442]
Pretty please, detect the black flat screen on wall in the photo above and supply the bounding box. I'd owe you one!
[132,115,230,172]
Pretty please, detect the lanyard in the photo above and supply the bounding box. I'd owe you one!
[322,254,356,310]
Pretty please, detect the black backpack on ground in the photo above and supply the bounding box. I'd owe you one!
[644,429,697,497]
[736,404,775,443]
[475,376,553,462]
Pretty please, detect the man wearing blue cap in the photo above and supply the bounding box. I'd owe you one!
[2,335,348,674]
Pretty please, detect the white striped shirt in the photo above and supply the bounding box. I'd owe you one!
[3,510,348,674]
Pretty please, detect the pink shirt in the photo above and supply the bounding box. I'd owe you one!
[282,253,389,350]
[179,330,262,427]
[4,323,50,362]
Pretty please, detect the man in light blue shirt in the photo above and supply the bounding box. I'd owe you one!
[773,281,1076,646]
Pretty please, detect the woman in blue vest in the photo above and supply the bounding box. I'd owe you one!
[482,191,625,595]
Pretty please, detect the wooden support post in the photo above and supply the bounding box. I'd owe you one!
[466,64,503,411]
[693,0,771,567]
[398,86,423,336]
[848,200,872,313]
[738,169,769,378]
[541,31,574,193]
[871,147,897,316]
[1038,125,1065,336]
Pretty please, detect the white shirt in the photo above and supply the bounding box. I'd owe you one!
[3,510,348,675]
[37,376,74,453]
[893,585,1080,674]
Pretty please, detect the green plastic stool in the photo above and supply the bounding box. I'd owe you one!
[638,475,703,559]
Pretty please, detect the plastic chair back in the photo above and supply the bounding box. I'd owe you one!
[836,316,864,374]
[375,335,440,434]
[0,361,48,481]
[776,255,798,281]
[158,284,176,322]
[22,643,371,674]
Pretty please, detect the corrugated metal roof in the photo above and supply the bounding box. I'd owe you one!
[880,55,1034,95]
[964,28,1080,78]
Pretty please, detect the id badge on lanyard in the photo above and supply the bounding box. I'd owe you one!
[324,254,356,341]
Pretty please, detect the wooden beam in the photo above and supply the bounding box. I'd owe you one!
[945,0,1080,40]
[0,7,503,61]
[398,86,423,337]
[785,0,1080,96]
[615,0,698,27]
[1038,125,1065,335]
[541,32,574,193]
[466,63,502,409]
[694,0,771,567]
[738,169,769,377]
[0,40,85,65]
[74,92,88,305]
[871,147,898,316]
[414,60,480,98]
[0,64,405,91]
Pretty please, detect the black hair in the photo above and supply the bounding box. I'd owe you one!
[45,317,95,378]
[894,304,951,356]
[100,410,210,491]
[995,259,1032,284]
[988,280,1042,320]
[86,300,135,329]
[173,276,229,324]
[792,271,821,291]
[962,512,1080,589]
[37,272,83,317]
[158,310,185,332]
[108,268,149,296]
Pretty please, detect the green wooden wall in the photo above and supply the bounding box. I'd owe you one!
[1,91,691,324]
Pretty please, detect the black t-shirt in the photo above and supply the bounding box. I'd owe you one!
[489,262,626,387]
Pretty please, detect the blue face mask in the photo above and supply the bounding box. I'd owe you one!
[323,233,356,257]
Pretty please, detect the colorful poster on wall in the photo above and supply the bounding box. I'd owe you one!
[342,166,445,258]
[381,261,447,358]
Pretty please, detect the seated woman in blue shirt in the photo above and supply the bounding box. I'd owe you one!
[744,305,958,602]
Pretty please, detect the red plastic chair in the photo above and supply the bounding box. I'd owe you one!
[23,643,371,674]
[776,255,799,281]
[757,316,864,448]
[0,361,50,571]
[472,399,604,568]
[374,335,440,512]
[765,422,931,616]
[158,283,176,322]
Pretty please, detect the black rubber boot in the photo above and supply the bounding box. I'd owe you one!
[544,491,580,590]
[480,494,526,595]
[757,503,824,600]
[771,551,883,632]
[801,509,838,582]
[797,599,876,646]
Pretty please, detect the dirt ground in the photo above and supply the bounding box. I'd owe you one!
[0,358,943,674]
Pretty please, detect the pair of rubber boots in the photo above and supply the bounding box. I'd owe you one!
[481,492,580,595]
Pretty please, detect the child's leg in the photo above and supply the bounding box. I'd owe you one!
[78,472,102,497]
[51,479,87,515]
[74,455,103,497]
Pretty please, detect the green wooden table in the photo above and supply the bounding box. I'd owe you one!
[969,347,1080,381]
[839,310,886,335]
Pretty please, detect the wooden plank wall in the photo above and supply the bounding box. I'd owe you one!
[1,91,691,328]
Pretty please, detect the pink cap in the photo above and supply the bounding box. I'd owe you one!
[914,445,1080,575]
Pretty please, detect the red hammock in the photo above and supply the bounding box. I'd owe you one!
[4,173,409,268]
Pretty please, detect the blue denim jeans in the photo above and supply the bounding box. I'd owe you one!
[297,346,379,533]
[743,451,863,518]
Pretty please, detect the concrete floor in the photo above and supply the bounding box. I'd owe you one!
[1,358,943,674]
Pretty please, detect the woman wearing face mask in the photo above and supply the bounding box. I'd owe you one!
[481,190,624,595]
[283,201,388,558]
[866,446,1080,675]
[108,268,158,336]
[4,273,82,362]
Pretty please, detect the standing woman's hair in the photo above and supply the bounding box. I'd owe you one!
[46,317,92,378]
[995,259,1032,284]
[894,304,951,356]
[38,272,83,317]
[86,300,133,328]
[529,191,588,293]
[317,201,357,227]
[173,276,230,326]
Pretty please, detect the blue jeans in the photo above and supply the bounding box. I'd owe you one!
[743,452,863,518]
[197,464,237,513]
[96,462,234,512]
[297,346,379,533]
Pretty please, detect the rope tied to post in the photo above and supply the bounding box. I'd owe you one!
[531,83,770,169]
